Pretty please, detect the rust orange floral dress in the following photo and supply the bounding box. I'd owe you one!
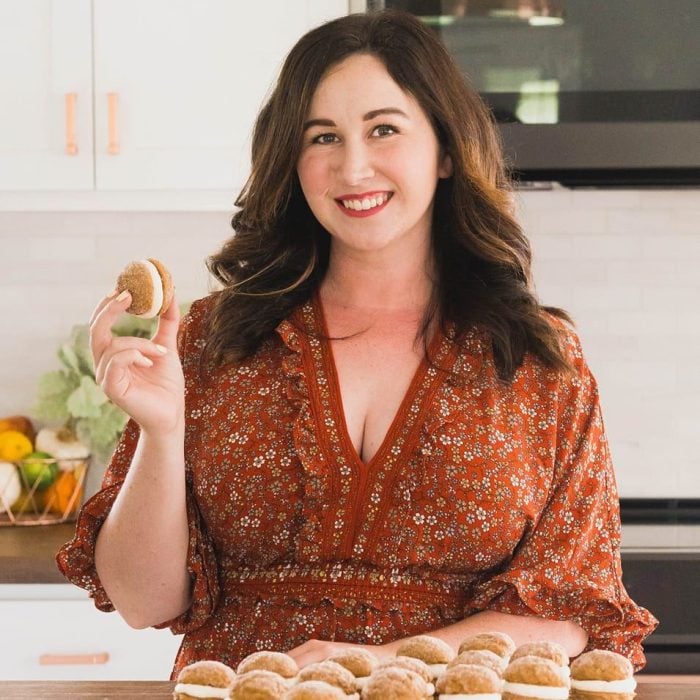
[57,292,657,677]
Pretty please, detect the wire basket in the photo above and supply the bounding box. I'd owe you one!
[0,456,89,526]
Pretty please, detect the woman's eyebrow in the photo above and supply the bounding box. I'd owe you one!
[302,107,409,132]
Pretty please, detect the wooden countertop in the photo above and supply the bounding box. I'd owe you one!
[0,523,75,583]
[0,679,698,699]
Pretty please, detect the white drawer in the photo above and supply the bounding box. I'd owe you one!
[0,595,182,680]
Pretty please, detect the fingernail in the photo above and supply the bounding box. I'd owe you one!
[138,356,154,367]
[154,344,167,354]
[115,290,130,302]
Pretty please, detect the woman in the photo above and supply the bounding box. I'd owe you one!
[57,10,656,677]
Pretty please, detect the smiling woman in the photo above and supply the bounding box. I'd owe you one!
[56,8,657,681]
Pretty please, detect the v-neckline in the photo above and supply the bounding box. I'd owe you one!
[310,290,445,470]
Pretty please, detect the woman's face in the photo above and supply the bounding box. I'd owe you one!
[296,53,452,257]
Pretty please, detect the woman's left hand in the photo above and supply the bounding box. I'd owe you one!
[287,639,398,668]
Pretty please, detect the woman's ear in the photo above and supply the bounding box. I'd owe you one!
[438,151,453,178]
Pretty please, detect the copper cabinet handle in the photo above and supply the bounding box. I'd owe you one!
[65,92,78,155]
[40,652,110,666]
[107,92,120,155]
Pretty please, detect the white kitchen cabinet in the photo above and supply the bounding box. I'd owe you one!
[0,1,94,190]
[0,584,182,680]
[0,0,348,199]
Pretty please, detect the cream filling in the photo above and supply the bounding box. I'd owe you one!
[502,681,569,698]
[341,193,390,210]
[571,677,637,693]
[439,695,501,700]
[137,259,164,318]
[173,682,230,698]
[428,662,449,678]
[355,675,370,689]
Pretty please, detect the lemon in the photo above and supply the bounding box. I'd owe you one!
[18,451,59,491]
[0,430,33,462]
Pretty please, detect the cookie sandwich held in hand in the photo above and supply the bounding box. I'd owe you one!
[116,257,174,318]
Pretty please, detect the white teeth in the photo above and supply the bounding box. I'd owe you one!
[341,193,390,210]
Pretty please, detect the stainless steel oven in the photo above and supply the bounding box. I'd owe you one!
[621,500,700,674]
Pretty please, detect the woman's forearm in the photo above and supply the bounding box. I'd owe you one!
[94,426,191,629]
[383,611,588,658]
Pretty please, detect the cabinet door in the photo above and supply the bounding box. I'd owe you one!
[0,0,93,190]
[93,0,348,192]
[0,598,182,680]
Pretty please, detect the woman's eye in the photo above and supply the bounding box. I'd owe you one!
[373,124,397,137]
[311,133,338,145]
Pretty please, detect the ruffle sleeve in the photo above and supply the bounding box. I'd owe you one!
[55,299,220,635]
[465,326,658,670]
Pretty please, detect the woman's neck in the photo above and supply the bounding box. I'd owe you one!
[320,244,435,316]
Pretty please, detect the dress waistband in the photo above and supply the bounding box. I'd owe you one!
[218,560,476,607]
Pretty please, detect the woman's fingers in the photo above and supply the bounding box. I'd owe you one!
[98,348,157,403]
[89,288,119,326]
[89,290,133,362]
[94,336,168,386]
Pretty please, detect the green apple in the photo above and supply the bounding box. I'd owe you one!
[19,451,59,491]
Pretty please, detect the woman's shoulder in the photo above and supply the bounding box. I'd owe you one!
[539,309,588,373]
[179,293,218,333]
[177,293,219,359]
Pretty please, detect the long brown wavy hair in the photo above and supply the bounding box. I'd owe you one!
[204,9,574,381]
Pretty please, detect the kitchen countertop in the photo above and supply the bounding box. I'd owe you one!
[0,679,698,699]
[0,523,75,583]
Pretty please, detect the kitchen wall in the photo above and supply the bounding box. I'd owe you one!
[0,187,698,498]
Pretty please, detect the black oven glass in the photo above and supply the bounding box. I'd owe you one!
[381,0,699,125]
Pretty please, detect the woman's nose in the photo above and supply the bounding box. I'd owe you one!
[336,140,374,184]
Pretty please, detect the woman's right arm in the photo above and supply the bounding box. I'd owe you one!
[90,289,191,629]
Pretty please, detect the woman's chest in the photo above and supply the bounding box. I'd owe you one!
[328,328,427,465]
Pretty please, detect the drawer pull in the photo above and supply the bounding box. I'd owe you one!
[39,652,110,666]
[107,92,120,155]
[65,92,78,155]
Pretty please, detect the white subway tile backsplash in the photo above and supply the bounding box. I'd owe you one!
[23,236,97,263]
[528,207,607,235]
[607,260,677,285]
[606,208,673,235]
[669,208,700,235]
[608,310,679,336]
[573,285,642,311]
[642,234,700,260]
[571,234,639,260]
[531,258,609,284]
[528,233,575,259]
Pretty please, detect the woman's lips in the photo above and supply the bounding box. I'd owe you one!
[335,192,392,218]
